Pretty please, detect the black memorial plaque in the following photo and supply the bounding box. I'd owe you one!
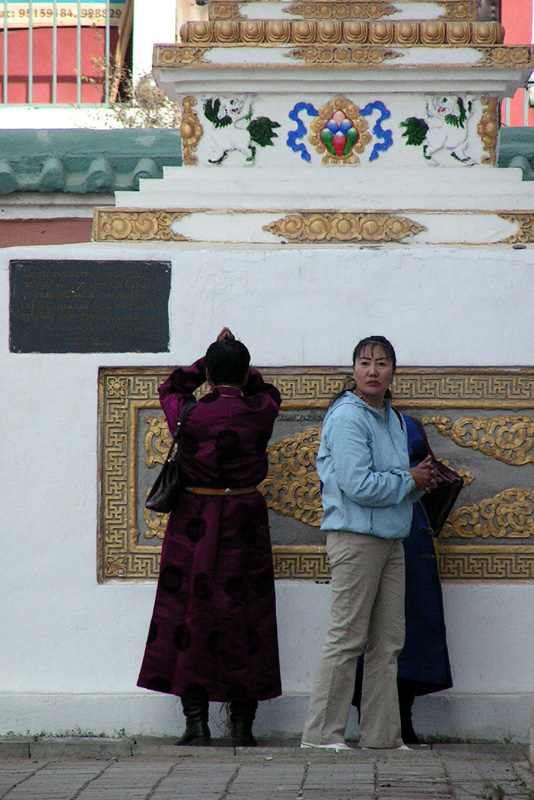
[9,260,171,353]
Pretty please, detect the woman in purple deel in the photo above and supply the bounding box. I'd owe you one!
[137,328,282,747]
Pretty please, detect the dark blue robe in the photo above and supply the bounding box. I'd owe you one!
[353,415,453,700]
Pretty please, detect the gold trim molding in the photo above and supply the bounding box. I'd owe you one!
[179,19,505,46]
[99,367,534,583]
[180,96,203,166]
[264,212,425,242]
[92,210,189,242]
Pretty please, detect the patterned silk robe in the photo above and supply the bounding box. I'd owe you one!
[137,358,282,703]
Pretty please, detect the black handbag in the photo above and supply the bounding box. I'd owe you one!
[411,417,464,536]
[145,400,195,513]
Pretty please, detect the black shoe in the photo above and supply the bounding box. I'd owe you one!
[400,707,420,745]
[175,698,211,746]
[229,700,258,747]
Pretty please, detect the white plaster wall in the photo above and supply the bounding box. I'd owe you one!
[1,241,534,740]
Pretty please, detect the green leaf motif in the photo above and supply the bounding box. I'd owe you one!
[247,116,281,147]
[203,99,232,129]
[400,117,429,146]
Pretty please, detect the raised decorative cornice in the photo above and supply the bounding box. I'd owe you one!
[179,19,505,46]
[264,212,426,241]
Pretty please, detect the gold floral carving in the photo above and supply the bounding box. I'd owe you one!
[475,46,533,68]
[309,97,371,164]
[477,96,498,165]
[286,45,400,65]
[283,2,397,20]
[210,2,244,20]
[424,415,534,467]
[153,45,208,67]
[441,2,477,20]
[260,429,323,527]
[181,96,203,166]
[264,213,426,242]
[93,210,189,242]
[498,214,534,245]
[442,488,534,540]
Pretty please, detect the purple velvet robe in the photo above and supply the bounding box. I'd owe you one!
[137,358,282,703]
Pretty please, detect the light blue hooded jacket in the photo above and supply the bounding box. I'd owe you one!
[317,392,418,539]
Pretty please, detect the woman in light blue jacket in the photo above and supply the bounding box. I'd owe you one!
[301,336,437,751]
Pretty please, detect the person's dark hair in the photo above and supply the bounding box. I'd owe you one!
[352,335,397,371]
[204,338,250,387]
[329,335,397,407]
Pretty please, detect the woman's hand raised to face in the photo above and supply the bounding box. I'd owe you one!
[216,327,235,342]
[409,455,441,493]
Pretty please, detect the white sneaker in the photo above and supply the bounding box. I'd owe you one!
[301,741,353,752]
[361,744,413,751]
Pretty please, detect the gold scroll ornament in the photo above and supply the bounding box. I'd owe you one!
[180,96,203,166]
[424,415,534,467]
[264,212,425,243]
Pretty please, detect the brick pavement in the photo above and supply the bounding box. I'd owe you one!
[0,740,532,800]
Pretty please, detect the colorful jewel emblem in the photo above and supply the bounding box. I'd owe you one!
[309,97,372,165]
[321,110,359,158]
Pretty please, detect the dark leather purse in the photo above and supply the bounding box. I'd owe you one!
[412,417,464,536]
[145,400,196,514]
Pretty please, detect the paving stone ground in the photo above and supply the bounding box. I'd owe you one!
[0,740,532,800]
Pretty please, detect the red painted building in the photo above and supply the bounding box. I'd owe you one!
[502,0,534,125]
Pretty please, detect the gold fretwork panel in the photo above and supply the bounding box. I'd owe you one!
[424,415,534,466]
[273,546,534,581]
[99,367,534,582]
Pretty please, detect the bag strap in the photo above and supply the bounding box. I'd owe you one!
[391,405,404,430]
[410,415,434,458]
[164,399,196,462]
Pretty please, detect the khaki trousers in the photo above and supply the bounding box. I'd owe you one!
[302,531,405,749]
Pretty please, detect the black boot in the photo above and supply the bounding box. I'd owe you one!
[229,700,258,747]
[175,698,211,746]
[398,680,420,745]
